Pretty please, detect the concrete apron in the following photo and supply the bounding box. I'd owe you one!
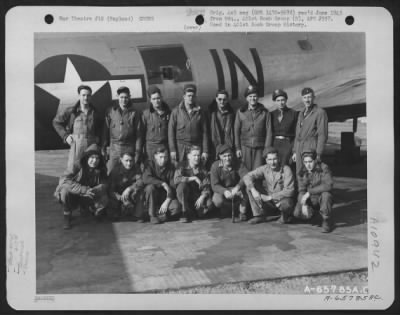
[35,150,367,293]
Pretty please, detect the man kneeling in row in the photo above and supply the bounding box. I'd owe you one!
[142,146,181,224]
[108,150,144,221]
[174,145,213,223]
[210,144,248,220]
[54,144,109,229]
[294,150,334,233]
[244,147,296,224]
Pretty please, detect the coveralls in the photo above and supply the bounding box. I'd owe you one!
[53,102,101,173]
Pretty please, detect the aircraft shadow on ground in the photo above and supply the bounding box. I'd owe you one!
[35,173,132,293]
[34,172,367,293]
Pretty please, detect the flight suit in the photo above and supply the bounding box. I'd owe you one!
[53,102,102,173]
[293,104,328,174]
[294,162,333,221]
[234,103,272,171]
[54,144,108,218]
[174,161,212,220]
[142,160,181,221]
[210,160,248,217]
[168,101,209,162]
[208,100,235,160]
[141,102,171,161]
[108,162,144,219]
[103,102,143,173]
[271,107,298,166]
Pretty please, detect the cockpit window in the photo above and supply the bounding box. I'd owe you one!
[138,45,193,84]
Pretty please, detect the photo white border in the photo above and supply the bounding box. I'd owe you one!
[5,6,394,310]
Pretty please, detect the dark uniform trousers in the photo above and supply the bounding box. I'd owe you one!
[176,182,213,218]
[271,108,298,167]
[241,146,264,171]
[294,191,333,220]
[143,184,181,219]
[108,189,144,218]
[273,139,294,166]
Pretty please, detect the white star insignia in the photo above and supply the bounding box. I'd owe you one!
[36,57,108,110]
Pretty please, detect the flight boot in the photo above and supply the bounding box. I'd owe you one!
[248,215,265,224]
[150,216,162,224]
[322,217,332,233]
[63,214,72,230]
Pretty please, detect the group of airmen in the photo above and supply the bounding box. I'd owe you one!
[53,83,334,233]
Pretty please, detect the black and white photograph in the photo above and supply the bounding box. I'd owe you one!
[5,6,394,310]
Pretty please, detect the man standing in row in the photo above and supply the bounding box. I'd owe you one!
[53,85,102,172]
[102,86,143,173]
[270,89,298,166]
[208,89,235,161]
[234,85,272,171]
[168,84,209,165]
[244,147,296,224]
[141,86,171,162]
[292,87,328,174]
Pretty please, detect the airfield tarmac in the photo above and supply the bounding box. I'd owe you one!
[35,122,367,293]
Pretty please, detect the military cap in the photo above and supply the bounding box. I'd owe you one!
[147,85,161,97]
[263,146,279,158]
[217,144,233,156]
[183,84,197,94]
[301,149,317,160]
[272,89,288,101]
[215,89,229,98]
[154,144,169,155]
[117,86,130,95]
[244,85,258,97]
[301,87,314,96]
[77,85,92,94]
[120,148,135,158]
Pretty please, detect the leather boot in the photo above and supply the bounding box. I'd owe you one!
[63,214,71,230]
[248,216,265,224]
[322,217,332,233]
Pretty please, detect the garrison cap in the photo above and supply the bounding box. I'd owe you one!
[77,85,92,94]
[301,87,314,96]
[217,144,233,156]
[117,86,130,95]
[263,146,279,158]
[301,149,317,160]
[244,85,258,97]
[183,84,197,94]
[272,89,288,101]
[147,85,161,97]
